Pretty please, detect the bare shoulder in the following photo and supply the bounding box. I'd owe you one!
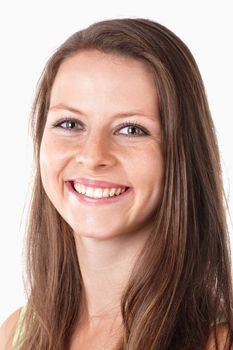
[0,308,22,350]
[206,324,233,349]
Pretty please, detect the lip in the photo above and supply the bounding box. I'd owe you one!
[66,181,133,206]
[69,177,130,189]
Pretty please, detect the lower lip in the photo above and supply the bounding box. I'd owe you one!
[66,182,133,205]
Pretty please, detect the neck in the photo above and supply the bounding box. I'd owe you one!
[74,230,148,322]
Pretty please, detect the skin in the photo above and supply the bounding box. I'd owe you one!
[41,51,163,242]
[0,309,21,350]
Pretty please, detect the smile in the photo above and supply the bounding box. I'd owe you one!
[73,183,127,199]
[66,181,132,205]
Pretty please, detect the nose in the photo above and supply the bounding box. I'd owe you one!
[74,131,117,170]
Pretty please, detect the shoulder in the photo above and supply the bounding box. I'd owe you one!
[206,324,233,349]
[0,308,22,350]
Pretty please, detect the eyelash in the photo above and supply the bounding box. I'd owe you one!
[52,117,149,137]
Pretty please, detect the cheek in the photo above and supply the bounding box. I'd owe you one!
[40,134,69,174]
[128,144,164,185]
[39,135,70,197]
[141,148,164,207]
[134,146,164,208]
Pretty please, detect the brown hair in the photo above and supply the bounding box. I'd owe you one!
[19,18,233,349]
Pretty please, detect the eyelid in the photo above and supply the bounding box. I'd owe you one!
[52,116,83,128]
[51,116,150,136]
[117,121,149,136]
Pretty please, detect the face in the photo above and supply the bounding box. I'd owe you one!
[40,50,164,241]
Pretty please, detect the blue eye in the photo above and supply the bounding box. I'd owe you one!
[53,118,82,131]
[52,118,149,137]
[61,121,76,129]
[118,122,148,137]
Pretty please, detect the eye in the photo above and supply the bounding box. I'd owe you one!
[117,122,149,137]
[51,117,149,137]
[52,117,83,131]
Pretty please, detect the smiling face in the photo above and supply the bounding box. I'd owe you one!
[40,50,164,240]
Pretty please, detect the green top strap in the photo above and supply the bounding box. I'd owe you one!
[12,306,27,349]
[210,312,227,327]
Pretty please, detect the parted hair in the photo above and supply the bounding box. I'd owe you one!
[19,18,232,349]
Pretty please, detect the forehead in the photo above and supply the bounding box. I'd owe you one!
[50,50,159,114]
[56,49,155,80]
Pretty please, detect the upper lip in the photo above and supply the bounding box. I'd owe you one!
[69,177,130,189]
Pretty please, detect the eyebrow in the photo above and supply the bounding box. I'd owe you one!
[48,103,158,121]
[49,104,86,115]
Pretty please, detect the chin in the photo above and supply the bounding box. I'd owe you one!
[73,227,125,241]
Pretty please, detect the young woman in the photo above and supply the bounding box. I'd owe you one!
[0,18,232,349]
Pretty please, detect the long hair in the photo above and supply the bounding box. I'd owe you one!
[19,18,233,349]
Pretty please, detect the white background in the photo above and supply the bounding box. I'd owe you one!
[0,0,232,324]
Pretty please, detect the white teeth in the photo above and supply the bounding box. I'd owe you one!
[93,188,103,198]
[115,188,122,195]
[73,183,127,199]
[85,187,94,197]
[81,184,86,194]
[109,188,116,197]
[103,188,110,198]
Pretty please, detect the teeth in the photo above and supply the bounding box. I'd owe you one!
[93,188,103,198]
[73,183,127,199]
[109,188,116,197]
[103,188,110,198]
[115,188,122,195]
[85,187,94,197]
[81,184,86,194]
